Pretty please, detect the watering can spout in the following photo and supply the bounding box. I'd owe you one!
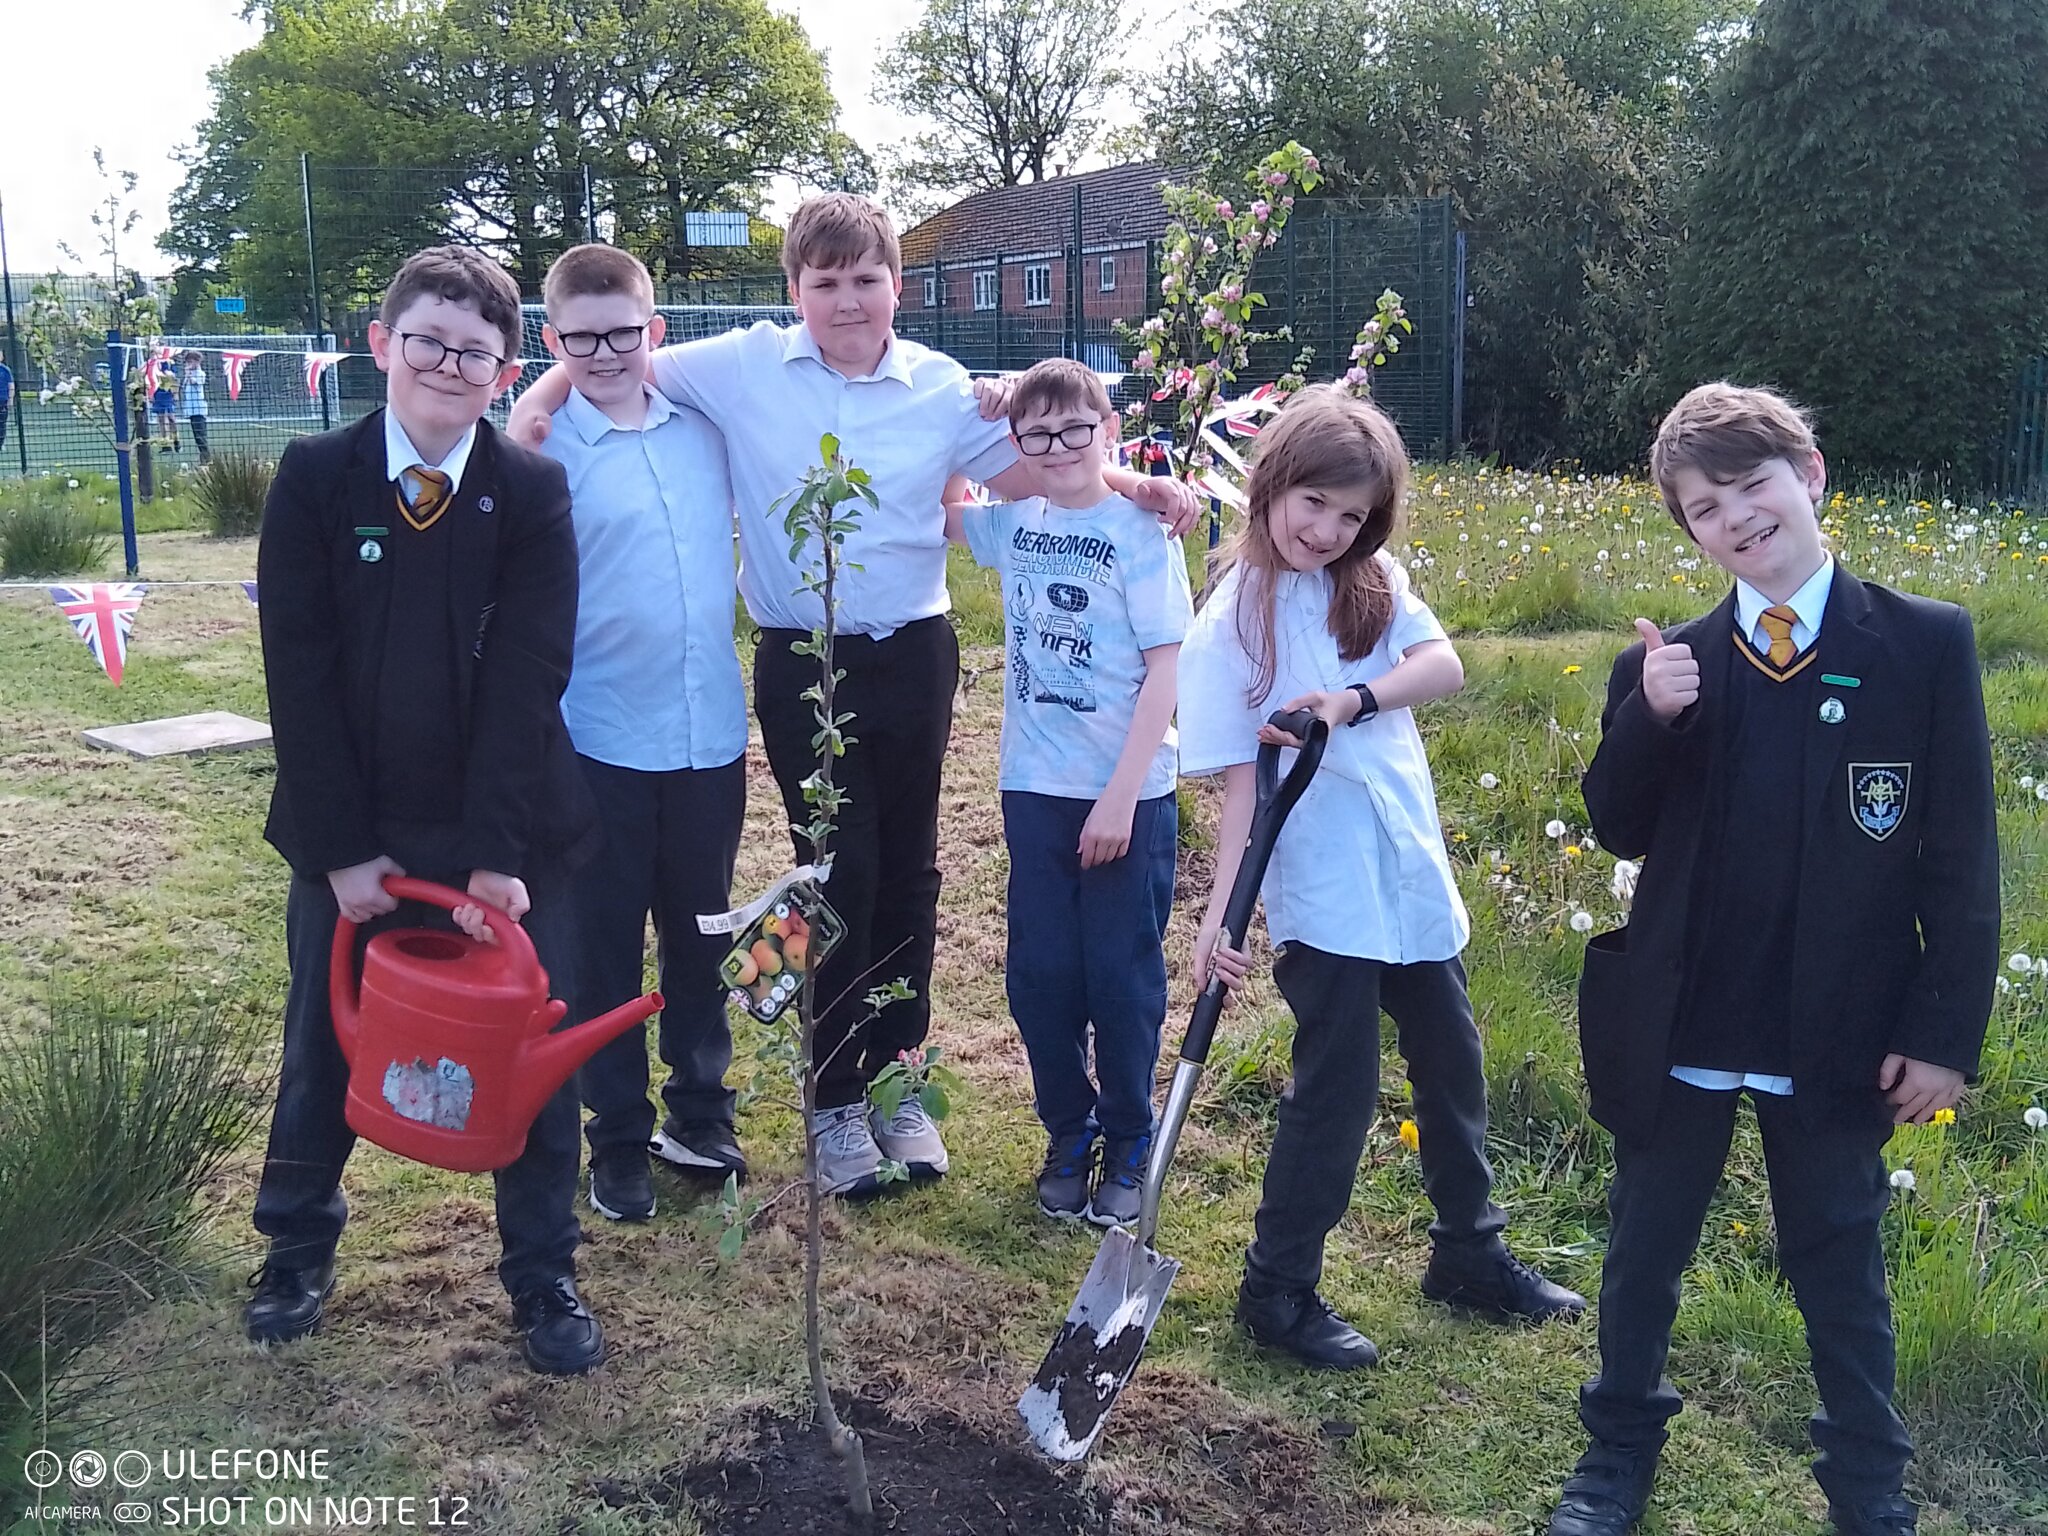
[508,991,664,1128]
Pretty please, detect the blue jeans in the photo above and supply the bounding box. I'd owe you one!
[1002,790,1176,1144]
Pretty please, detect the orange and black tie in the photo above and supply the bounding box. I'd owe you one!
[1736,603,1814,681]
[398,465,453,532]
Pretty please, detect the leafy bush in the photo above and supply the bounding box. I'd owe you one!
[0,488,115,578]
[190,450,275,538]
[0,987,261,1500]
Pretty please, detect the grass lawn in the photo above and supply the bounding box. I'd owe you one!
[1,468,2043,1535]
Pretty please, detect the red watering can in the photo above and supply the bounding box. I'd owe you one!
[330,877,661,1173]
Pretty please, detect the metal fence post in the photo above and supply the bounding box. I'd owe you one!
[933,250,946,356]
[1451,227,1467,452]
[300,154,325,337]
[0,193,28,477]
[320,331,337,431]
[107,329,138,576]
[583,165,598,243]
[1068,180,1083,362]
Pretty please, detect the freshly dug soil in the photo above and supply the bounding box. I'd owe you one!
[598,1396,1110,1535]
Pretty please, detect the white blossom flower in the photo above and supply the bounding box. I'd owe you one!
[1479,773,1499,790]
[2022,775,2037,790]
[2024,1106,2047,1131]
[1610,860,1640,902]
[2010,953,2034,973]
[1889,1169,1915,1191]
[66,478,79,489]
[1545,819,1568,839]
[1570,909,1594,933]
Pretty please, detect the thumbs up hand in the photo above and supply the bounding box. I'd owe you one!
[1634,617,1700,720]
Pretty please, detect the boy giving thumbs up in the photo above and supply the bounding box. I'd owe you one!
[1547,383,1998,1536]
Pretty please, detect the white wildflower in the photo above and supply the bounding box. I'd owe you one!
[1545,819,1568,839]
[1479,773,1499,790]
[1889,1169,1915,1191]
[2010,953,2034,973]
[2022,775,2036,790]
[1610,859,1640,902]
[2025,1106,2047,1131]
[1570,909,1594,933]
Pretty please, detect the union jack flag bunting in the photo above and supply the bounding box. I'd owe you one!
[241,581,259,607]
[221,350,260,402]
[50,584,146,686]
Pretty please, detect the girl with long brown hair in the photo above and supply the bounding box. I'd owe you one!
[1177,385,1582,1371]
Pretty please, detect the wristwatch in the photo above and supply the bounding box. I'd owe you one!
[1345,683,1380,726]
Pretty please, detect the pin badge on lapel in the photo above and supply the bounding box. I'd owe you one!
[477,496,494,515]
[1819,697,1846,724]
[354,525,388,564]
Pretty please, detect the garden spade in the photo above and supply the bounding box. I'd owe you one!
[1020,708,1330,1461]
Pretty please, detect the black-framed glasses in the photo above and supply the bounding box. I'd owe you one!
[398,331,507,386]
[556,324,648,358]
[1016,422,1100,457]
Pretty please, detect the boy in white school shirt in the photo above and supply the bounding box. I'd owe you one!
[510,195,1201,1197]
[538,244,748,1223]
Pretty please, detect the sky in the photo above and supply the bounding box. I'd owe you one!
[0,0,1180,277]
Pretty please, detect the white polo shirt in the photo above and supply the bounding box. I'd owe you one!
[1178,554,1469,964]
[649,322,1019,637]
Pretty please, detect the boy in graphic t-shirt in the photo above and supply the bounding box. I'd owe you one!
[946,357,1193,1228]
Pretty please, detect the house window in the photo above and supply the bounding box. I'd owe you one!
[922,275,937,307]
[1099,255,1117,292]
[973,268,998,311]
[1024,263,1052,307]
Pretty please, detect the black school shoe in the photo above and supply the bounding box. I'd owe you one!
[1036,1133,1096,1220]
[652,1119,749,1181]
[1086,1135,1150,1228]
[244,1256,337,1344]
[588,1150,656,1222]
[1235,1279,1380,1370]
[511,1276,605,1375]
[1421,1245,1586,1323]
[1829,1493,1918,1535]
[1546,1438,1661,1536]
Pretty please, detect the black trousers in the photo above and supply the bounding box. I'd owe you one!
[754,616,957,1110]
[572,753,745,1160]
[189,413,210,462]
[1580,1078,1910,1505]
[251,869,582,1299]
[1247,943,1507,1292]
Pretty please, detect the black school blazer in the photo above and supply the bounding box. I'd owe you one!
[1577,569,1999,1147]
[256,410,593,882]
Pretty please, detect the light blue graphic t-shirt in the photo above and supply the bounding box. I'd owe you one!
[963,491,1193,801]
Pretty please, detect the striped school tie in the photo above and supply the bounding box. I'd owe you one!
[1758,604,1798,668]
[398,464,453,532]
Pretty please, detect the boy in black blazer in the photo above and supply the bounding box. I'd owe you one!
[249,246,605,1375]
[1550,384,1999,1536]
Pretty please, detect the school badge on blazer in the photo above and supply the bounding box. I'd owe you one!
[1849,763,1911,841]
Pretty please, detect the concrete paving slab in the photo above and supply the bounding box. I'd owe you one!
[82,711,273,759]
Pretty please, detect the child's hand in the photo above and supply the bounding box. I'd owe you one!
[1263,690,1361,743]
[1127,474,1202,537]
[1192,917,1251,999]
[1634,618,1700,720]
[1879,1053,1966,1125]
[327,855,406,923]
[453,869,529,946]
[973,376,1015,420]
[505,393,554,449]
[1078,795,1136,869]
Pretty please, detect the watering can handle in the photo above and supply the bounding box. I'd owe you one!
[1178,708,1328,1067]
[329,877,539,1051]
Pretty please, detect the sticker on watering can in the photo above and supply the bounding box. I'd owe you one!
[383,1056,477,1130]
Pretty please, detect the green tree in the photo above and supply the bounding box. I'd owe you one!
[163,0,856,323]
[878,0,1130,212]
[1664,0,2048,479]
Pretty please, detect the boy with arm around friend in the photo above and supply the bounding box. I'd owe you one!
[1551,383,2000,1536]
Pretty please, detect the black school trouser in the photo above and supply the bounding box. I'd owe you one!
[251,868,582,1300]
[1580,1077,1910,1506]
[573,753,746,1161]
[754,616,957,1111]
[1246,943,1507,1293]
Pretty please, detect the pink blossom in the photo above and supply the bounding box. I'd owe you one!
[1281,195,1294,209]
[1303,154,1320,171]
[1202,305,1225,327]
[1349,343,1367,361]
[1142,316,1164,335]
[1361,320,1381,337]
[1202,236,1217,254]
[1216,200,1234,218]
[1250,200,1271,220]
[1134,349,1156,370]
[1263,233,1279,247]
[1344,366,1369,386]
[1221,282,1242,301]
[1265,171,1288,187]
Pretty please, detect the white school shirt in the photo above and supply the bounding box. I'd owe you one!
[181,363,207,415]
[1177,554,1468,963]
[649,322,1019,637]
[543,385,745,773]
[1671,555,1836,1098]
[383,411,475,496]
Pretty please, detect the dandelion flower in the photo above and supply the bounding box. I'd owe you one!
[1564,844,1583,858]
[2011,953,2034,973]
[2037,784,2048,803]
[1610,860,1640,902]
[2022,775,2037,790]
[1479,773,1499,790]
[1563,664,1582,675]
[1932,1107,1955,1126]
[1570,909,1594,933]
[1546,819,1568,838]
[1888,1169,1915,1191]
[2024,1106,2047,1131]
[1398,1119,1420,1152]
[1730,1220,1748,1237]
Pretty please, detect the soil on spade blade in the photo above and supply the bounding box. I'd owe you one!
[596,1395,1110,1535]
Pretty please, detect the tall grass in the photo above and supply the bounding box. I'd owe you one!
[190,451,275,539]
[0,486,114,578]
[0,986,262,1502]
